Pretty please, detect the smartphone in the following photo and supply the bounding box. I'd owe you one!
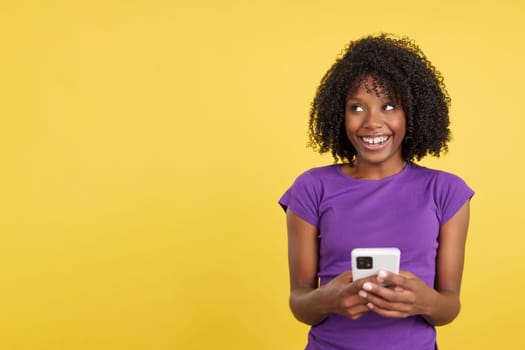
[351,248,400,281]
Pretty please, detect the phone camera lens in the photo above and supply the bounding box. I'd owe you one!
[357,256,373,269]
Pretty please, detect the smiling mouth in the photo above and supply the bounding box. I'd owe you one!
[360,135,390,145]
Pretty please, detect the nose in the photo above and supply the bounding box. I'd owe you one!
[364,109,384,129]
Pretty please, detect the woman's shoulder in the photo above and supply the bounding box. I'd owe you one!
[407,163,472,189]
[288,164,343,190]
[408,163,466,180]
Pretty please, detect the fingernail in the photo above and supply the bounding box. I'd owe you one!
[378,270,388,278]
[363,282,372,291]
[367,303,374,309]
[358,290,367,298]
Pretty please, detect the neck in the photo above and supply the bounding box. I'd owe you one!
[348,160,407,180]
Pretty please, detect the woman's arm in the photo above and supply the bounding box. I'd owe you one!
[356,200,471,325]
[287,210,370,325]
[429,199,471,324]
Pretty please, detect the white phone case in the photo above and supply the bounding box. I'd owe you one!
[351,247,400,281]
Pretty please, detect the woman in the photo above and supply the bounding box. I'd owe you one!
[279,34,474,349]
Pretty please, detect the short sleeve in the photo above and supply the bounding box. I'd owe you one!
[436,172,475,224]
[278,171,322,227]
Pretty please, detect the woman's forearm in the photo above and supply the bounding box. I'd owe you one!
[289,287,331,326]
[424,289,461,326]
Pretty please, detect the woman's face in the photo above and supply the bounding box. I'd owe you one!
[344,77,406,169]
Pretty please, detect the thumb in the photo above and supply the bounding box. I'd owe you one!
[337,270,354,283]
[341,279,361,296]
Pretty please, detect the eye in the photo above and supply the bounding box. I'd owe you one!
[348,104,364,112]
[383,104,395,111]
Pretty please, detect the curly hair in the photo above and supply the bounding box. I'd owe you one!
[308,33,451,164]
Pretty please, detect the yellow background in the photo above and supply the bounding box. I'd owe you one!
[0,0,523,349]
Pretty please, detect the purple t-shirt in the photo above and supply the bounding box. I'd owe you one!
[279,163,474,350]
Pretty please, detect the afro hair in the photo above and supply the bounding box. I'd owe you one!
[308,33,451,164]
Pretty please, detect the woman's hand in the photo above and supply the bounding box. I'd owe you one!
[319,270,375,320]
[356,270,437,319]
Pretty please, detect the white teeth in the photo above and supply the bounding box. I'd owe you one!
[362,136,389,145]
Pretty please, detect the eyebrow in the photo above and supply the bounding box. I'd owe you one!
[345,96,394,103]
